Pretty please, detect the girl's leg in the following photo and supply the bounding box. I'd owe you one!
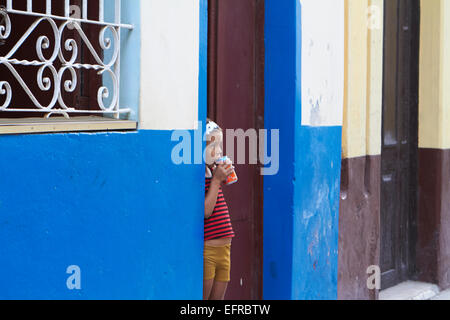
[203,279,214,300]
[209,281,229,300]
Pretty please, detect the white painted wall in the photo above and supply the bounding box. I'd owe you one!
[300,0,345,127]
[139,0,200,130]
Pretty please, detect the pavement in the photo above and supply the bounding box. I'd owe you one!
[379,281,450,300]
[431,288,450,300]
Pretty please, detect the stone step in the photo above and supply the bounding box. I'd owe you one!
[431,288,450,300]
[379,281,440,300]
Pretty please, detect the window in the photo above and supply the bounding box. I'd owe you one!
[0,0,136,134]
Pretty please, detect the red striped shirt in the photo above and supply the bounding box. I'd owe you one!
[204,177,235,241]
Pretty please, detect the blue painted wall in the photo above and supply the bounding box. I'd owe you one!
[263,0,296,300]
[0,132,204,300]
[0,0,344,300]
[264,0,342,300]
[0,0,208,300]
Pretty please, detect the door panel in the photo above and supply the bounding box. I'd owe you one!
[380,0,420,290]
[207,0,264,300]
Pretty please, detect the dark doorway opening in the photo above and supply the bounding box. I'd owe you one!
[380,0,420,290]
[207,0,264,300]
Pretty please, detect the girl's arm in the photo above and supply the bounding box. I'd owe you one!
[205,164,234,219]
[205,178,221,219]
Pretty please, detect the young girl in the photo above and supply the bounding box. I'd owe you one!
[203,119,236,300]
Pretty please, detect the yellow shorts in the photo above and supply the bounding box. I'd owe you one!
[203,244,231,282]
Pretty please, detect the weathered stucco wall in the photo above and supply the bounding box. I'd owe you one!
[338,0,383,300]
[264,0,344,300]
[417,0,450,290]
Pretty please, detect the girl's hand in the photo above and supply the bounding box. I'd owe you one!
[212,164,234,184]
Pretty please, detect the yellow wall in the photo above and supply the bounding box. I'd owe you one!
[343,0,450,154]
[419,0,450,149]
[366,0,384,157]
[419,0,442,149]
[342,0,384,159]
[443,0,450,149]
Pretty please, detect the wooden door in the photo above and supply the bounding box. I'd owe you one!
[380,0,420,290]
[207,0,264,300]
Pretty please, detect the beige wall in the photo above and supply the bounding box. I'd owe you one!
[419,0,450,149]
[301,0,345,127]
[139,0,200,131]
[342,0,384,159]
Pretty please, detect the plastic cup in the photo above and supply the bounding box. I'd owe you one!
[216,156,238,185]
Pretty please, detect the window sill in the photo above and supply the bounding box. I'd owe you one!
[0,116,138,135]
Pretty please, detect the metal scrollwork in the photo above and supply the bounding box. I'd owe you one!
[0,8,11,41]
[0,3,127,118]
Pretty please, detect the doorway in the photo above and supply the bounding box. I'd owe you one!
[207,0,264,300]
[380,0,420,290]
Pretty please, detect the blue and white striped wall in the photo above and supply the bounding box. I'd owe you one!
[263,0,344,300]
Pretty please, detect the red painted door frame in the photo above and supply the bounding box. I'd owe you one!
[207,0,264,300]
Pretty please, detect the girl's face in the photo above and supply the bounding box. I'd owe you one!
[205,130,223,166]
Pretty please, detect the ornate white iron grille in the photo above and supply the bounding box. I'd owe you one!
[0,0,133,119]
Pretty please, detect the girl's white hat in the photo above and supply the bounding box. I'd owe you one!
[206,120,220,137]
